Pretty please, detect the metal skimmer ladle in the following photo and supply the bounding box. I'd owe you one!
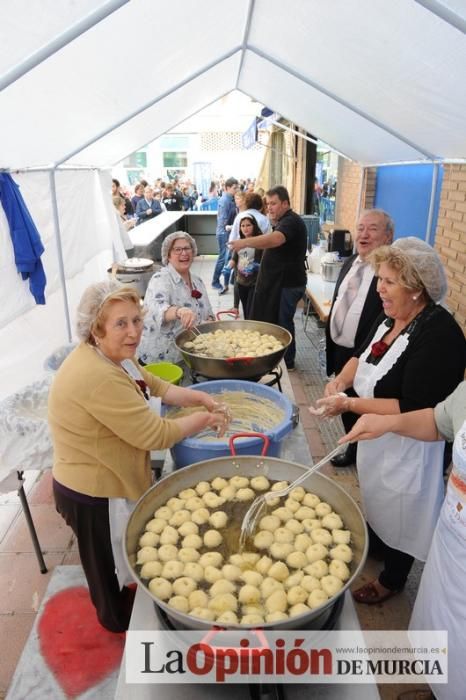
[239,445,344,550]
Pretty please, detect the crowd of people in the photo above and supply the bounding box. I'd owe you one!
[47,172,466,699]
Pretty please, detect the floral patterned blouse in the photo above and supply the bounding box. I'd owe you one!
[138,264,214,364]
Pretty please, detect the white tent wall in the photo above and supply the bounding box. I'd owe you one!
[0,169,122,399]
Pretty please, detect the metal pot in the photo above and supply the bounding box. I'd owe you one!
[321,260,344,283]
[108,257,159,297]
[175,320,292,379]
[124,455,368,631]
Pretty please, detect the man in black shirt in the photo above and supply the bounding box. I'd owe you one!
[162,183,183,211]
[229,185,307,370]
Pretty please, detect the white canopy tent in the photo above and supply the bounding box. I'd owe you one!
[1,0,465,398]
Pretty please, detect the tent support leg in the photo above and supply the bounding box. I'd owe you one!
[49,168,73,342]
[17,471,48,574]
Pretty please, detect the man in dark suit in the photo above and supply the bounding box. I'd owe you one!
[325,209,394,466]
[135,186,162,225]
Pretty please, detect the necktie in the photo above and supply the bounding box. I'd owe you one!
[332,263,365,342]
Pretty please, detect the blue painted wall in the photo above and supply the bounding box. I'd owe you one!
[374,164,443,244]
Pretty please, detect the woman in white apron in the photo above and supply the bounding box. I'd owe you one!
[311,238,466,604]
[341,382,466,700]
[48,280,228,633]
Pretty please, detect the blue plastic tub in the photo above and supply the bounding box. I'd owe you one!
[170,380,294,468]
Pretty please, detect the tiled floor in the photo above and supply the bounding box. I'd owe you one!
[0,256,428,699]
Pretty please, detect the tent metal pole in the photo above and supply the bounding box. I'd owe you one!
[413,0,466,34]
[236,0,255,87]
[53,47,241,168]
[425,163,439,245]
[49,169,72,342]
[0,0,128,92]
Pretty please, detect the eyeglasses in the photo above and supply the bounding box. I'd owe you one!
[171,246,192,255]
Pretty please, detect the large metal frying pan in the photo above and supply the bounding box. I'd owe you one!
[175,320,292,379]
[124,455,368,631]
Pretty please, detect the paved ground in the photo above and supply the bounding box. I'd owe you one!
[0,256,428,699]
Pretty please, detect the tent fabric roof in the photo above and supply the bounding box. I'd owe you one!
[1,0,465,169]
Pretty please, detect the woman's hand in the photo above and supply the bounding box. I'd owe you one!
[309,393,349,418]
[177,307,196,329]
[324,377,346,397]
[339,414,389,444]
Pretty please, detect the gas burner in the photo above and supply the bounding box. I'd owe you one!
[189,366,283,392]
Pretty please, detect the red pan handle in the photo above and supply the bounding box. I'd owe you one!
[229,432,270,456]
[225,356,254,365]
[216,309,239,320]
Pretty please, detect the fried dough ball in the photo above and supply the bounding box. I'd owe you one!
[219,485,237,501]
[167,497,184,512]
[154,506,172,520]
[158,544,179,562]
[286,551,308,569]
[295,506,317,521]
[211,477,229,491]
[137,546,158,564]
[177,547,200,563]
[204,565,223,584]
[160,526,179,545]
[189,590,208,609]
[241,570,263,587]
[315,502,332,518]
[148,577,172,600]
[305,560,329,579]
[294,533,313,552]
[145,518,166,534]
[270,542,294,560]
[284,498,300,514]
[287,585,308,606]
[310,528,333,547]
[209,511,228,529]
[271,481,289,492]
[172,577,197,597]
[183,562,204,582]
[285,518,304,535]
[261,577,284,598]
[321,513,344,531]
[259,515,281,532]
[289,603,311,618]
[308,588,329,609]
[209,593,238,614]
[284,570,304,589]
[321,575,344,597]
[250,476,270,491]
[178,488,196,500]
[238,584,261,605]
[274,527,294,544]
[332,529,352,545]
[190,606,216,621]
[241,613,264,625]
[182,534,203,549]
[266,611,289,622]
[192,508,210,525]
[210,579,236,596]
[140,561,163,579]
[217,611,239,624]
[178,521,199,537]
[301,518,320,532]
[235,487,255,502]
[169,509,191,527]
[200,552,223,568]
[168,595,189,613]
[161,560,184,580]
[249,551,270,575]
[268,561,289,581]
[230,476,249,489]
[202,492,225,509]
[254,530,275,550]
[185,496,205,512]
[139,532,159,547]
[222,564,243,581]
[329,544,353,563]
[329,559,351,581]
[272,507,294,523]
[242,552,260,566]
[302,493,320,508]
[195,481,211,496]
[306,543,329,563]
[203,530,223,548]
[264,589,287,613]
[301,575,322,593]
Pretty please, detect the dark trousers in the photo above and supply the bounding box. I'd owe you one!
[238,283,255,319]
[368,524,414,591]
[53,482,134,632]
[212,232,230,285]
[279,285,306,367]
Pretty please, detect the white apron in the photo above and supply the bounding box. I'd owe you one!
[354,322,445,561]
[108,360,161,588]
[409,420,466,700]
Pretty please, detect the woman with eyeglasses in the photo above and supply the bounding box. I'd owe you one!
[138,231,214,365]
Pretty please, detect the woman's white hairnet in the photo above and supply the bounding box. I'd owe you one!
[75,278,124,341]
[161,231,197,266]
[392,237,448,303]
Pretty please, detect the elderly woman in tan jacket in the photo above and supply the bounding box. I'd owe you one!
[48,280,226,633]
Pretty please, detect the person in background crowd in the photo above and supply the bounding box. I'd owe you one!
[162,183,183,211]
[229,192,271,242]
[340,381,466,700]
[138,232,214,365]
[130,183,144,213]
[211,176,238,294]
[139,179,148,189]
[135,185,162,225]
[229,185,307,371]
[112,195,135,257]
[311,238,466,606]
[229,214,263,318]
[181,186,194,211]
[325,209,394,467]
[48,280,227,632]
[112,178,134,218]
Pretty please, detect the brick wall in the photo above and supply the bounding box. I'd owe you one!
[333,160,376,233]
[435,164,466,333]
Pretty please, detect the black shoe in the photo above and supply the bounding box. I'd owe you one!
[331,444,357,467]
